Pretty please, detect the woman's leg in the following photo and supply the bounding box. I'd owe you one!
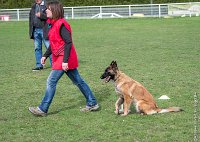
[39,70,64,113]
[66,69,97,107]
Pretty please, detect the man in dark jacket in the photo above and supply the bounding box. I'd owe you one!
[29,0,52,71]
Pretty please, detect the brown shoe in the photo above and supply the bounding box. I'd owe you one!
[80,104,100,112]
[29,107,47,116]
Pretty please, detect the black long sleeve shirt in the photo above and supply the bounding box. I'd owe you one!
[43,24,72,63]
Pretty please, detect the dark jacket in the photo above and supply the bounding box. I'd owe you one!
[29,3,49,39]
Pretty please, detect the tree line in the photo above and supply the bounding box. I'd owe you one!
[0,0,198,9]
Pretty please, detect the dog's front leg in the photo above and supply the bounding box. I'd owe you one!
[121,95,131,116]
[115,97,124,114]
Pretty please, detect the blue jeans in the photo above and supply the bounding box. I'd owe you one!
[34,28,52,67]
[38,69,97,113]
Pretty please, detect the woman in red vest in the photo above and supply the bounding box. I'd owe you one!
[29,1,99,116]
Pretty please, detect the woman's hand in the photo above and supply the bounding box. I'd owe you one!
[62,62,69,71]
[41,57,46,65]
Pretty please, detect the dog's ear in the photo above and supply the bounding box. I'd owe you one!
[110,60,118,69]
[114,61,117,67]
[110,60,115,66]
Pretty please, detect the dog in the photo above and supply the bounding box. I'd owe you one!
[100,61,183,116]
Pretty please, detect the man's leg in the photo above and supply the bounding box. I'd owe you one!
[43,37,52,66]
[33,28,43,70]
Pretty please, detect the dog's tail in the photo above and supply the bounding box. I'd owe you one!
[157,107,183,114]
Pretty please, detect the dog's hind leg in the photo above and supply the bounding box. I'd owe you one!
[115,97,124,114]
[138,101,158,115]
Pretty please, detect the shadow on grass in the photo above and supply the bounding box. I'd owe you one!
[47,104,78,116]
[0,117,8,121]
[43,66,52,70]
[95,85,113,102]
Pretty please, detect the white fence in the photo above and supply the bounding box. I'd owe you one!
[0,2,200,21]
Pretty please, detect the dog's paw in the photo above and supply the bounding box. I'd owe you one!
[120,113,128,116]
[114,110,119,115]
[119,109,124,114]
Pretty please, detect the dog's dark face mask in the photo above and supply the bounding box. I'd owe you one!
[100,61,118,83]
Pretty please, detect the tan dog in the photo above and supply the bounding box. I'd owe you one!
[100,61,183,116]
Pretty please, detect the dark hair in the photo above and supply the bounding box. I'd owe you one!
[46,1,64,20]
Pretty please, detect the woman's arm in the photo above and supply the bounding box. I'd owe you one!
[43,46,52,58]
[60,24,72,63]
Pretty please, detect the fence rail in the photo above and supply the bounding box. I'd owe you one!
[0,2,200,21]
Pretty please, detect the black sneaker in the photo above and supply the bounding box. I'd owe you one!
[32,67,43,71]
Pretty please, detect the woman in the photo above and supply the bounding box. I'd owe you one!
[29,1,99,116]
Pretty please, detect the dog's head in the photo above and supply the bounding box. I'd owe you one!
[100,61,118,83]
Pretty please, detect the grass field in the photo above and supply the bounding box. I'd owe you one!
[0,17,199,142]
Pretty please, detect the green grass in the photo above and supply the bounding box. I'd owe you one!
[0,17,199,142]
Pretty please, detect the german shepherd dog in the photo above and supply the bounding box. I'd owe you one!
[100,61,182,116]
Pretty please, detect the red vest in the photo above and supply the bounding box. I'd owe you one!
[48,18,78,70]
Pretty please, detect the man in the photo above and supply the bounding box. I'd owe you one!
[29,0,52,71]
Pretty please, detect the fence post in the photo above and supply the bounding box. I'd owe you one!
[17,9,20,21]
[100,6,102,18]
[129,5,131,17]
[189,2,192,17]
[72,7,74,19]
[159,4,161,18]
